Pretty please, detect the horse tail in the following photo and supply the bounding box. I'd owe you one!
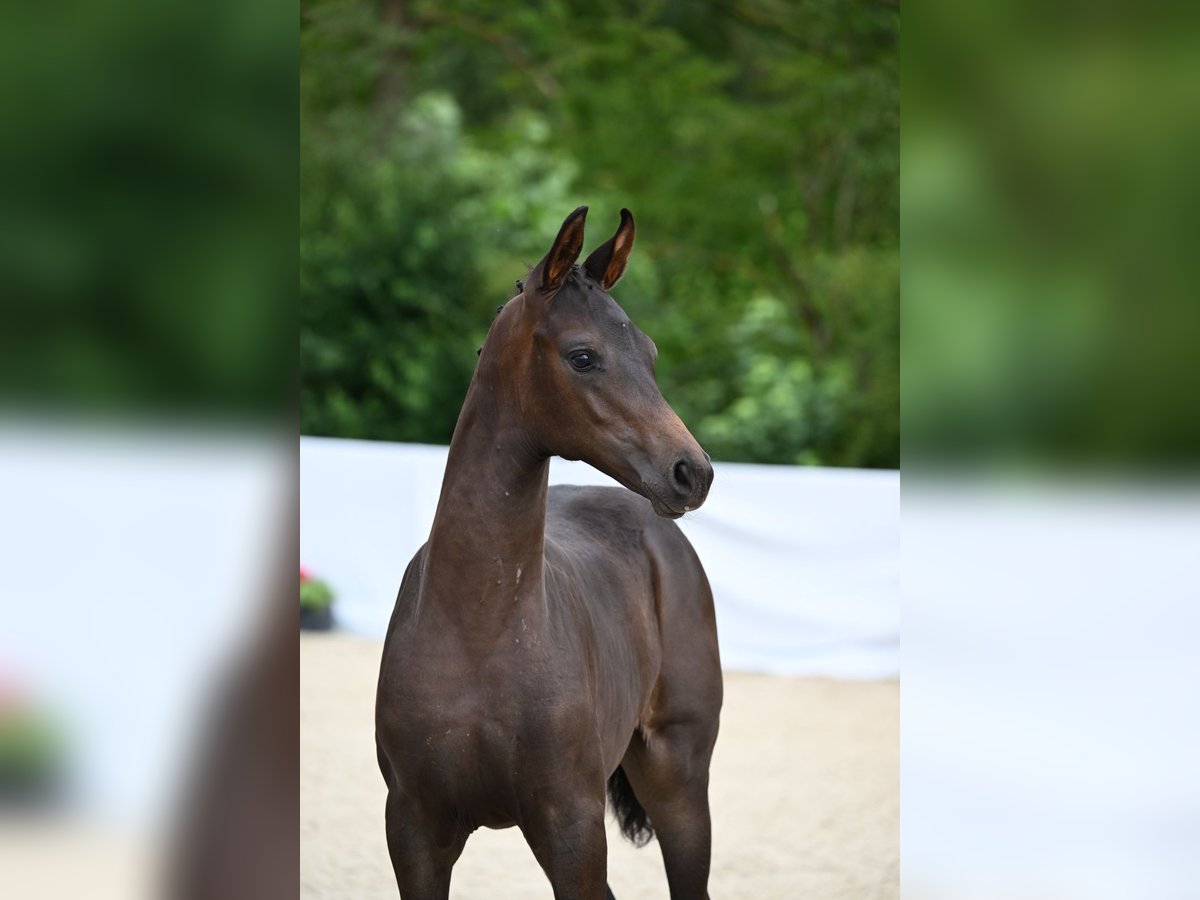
[606,765,654,847]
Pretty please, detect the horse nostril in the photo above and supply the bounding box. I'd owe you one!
[672,459,693,494]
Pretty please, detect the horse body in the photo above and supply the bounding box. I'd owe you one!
[376,208,722,899]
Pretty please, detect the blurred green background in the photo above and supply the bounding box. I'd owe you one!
[903,3,1200,472]
[301,0,898,467]
[0,0,295,421]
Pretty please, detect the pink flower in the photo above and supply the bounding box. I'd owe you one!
[0,672,28,713]
[300,565,312,582]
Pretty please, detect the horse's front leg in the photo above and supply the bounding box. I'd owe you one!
[384,790,467,900]
[521,788,610,900]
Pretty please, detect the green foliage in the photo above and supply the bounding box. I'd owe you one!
[0,707,61,777]
[300,578,334,610]
[301,0,897,466]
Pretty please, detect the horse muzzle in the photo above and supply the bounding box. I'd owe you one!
[643,451,713,518]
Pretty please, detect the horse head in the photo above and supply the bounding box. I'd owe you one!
[485,206,713,518]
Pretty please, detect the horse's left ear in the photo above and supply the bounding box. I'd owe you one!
[582,208,635,291]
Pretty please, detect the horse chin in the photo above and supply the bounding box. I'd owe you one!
[590,460,687,518]
[640,481,686,519]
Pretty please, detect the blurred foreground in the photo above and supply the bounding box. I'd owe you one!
[905,2,1200,897]
[0,0,296,895]
[0,423,295,900]
[904,481,1200,899]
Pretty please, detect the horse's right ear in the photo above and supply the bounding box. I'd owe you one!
[529,206,588,296]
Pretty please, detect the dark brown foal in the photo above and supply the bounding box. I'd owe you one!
[375,207,722,899]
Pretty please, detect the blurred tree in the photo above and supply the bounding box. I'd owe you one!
[301,0,897,466]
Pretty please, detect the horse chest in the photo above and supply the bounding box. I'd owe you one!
[399,642,589,736]
[389,621,587,734]
[381,562,653,812]
[385,656,596,826]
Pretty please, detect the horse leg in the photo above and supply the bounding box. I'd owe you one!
[384,790,467,900]
[521,793,610,900]
[620,723,717,900]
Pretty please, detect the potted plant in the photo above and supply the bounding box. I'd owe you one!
[0,679,64,807]
[300,565,336,631]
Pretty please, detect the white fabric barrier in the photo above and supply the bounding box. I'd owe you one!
[300,436,898,678]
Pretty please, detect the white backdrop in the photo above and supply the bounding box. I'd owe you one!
[300,436,898,678]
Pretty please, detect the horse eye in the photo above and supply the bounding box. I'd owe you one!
[568,350,595,371]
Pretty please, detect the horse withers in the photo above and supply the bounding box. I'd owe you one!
[375,206,722,899]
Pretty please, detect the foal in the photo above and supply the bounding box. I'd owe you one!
[375,207,722,899]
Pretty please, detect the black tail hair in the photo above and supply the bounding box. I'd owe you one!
[606,765,654,847]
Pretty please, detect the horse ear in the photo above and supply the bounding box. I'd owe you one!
[530,205,588,295]
[582,208,635,290]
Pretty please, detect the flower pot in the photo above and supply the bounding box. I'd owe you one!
[300,606,334,631]
[0,766,62,808]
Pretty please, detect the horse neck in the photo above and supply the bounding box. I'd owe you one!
[423,374,549,626]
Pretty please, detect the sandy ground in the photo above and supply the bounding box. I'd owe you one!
[301,632,898,899]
